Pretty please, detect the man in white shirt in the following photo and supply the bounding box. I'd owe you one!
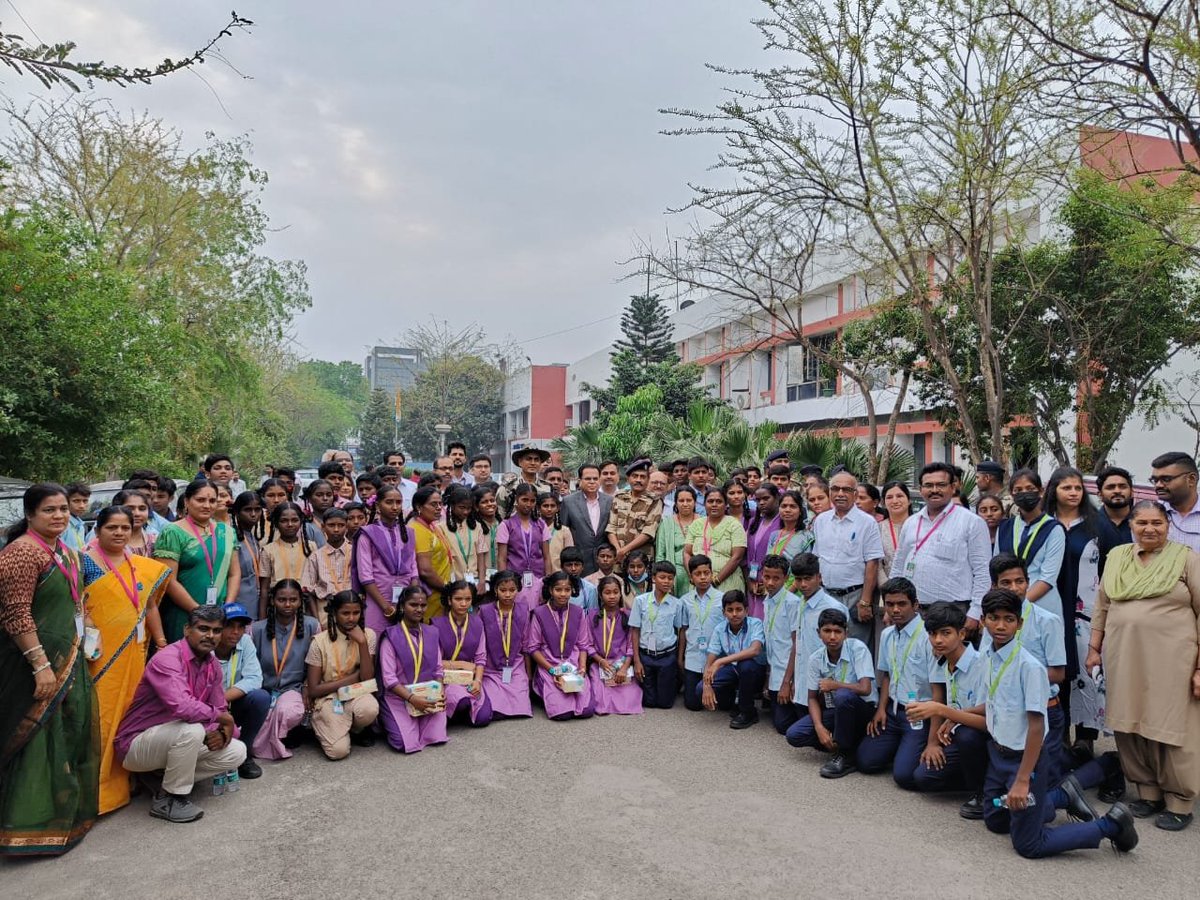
[1151,451,1200,553]
[890,461,991,632]
[811,470,884,645]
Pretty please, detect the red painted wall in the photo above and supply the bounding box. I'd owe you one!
[530,365,568,439]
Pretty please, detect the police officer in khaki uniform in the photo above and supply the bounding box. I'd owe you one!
[606,458,663,568]
[496,447,554,519]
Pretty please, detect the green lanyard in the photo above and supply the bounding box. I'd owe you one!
[889,620,925,687]
[1014,516,1049,561]
[829,657,849,683]
[646,596,666,627]
[226,650,239,689]
[766,593,785,635]
[453,525,473,564]
[949,667,960,707]
[987,646,1021,698]
[695,592,715,629]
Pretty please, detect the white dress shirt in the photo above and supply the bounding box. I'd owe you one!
[810,506,884,590]
[889,503,991,620]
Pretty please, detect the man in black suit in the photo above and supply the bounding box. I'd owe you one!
[561,463,613,576]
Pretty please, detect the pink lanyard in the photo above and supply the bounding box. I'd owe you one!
[28,532,80,606]
[185,517,218,585]
[99,550,141,611]
[913,506,955,556]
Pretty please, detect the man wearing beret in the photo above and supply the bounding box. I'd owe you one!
[974,459,1011,507]
[606,458,664,569]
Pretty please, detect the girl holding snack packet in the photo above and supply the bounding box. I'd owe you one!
[525,572,594,720]
[379,585,448,753]
[433,580,492,727]
[588,575,643,715]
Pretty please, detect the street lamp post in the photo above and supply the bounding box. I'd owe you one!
[434,423,452,458]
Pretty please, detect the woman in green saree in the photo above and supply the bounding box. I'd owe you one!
[153,479,241,643]
[0,483,99,857]
[655,486,698,596]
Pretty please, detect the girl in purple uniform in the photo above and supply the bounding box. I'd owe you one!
[525,572,595,720]
[496,483,548,607]
[479,571,533,718]
[352,485,417,635]
[378,585,448,753]
[433,581,492,727]
[588,575,643,715]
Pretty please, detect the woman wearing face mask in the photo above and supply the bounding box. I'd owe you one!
[995,469,1065,618]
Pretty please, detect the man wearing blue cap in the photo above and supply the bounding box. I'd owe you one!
[213,602,269,780]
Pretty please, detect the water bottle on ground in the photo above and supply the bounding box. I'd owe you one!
[992,793,1037,809]
[225,769,240,793]
[211,774,226,796]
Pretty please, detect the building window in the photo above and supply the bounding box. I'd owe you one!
[577,400,591,425]
[784,334,837,402]
[508,408,529,438]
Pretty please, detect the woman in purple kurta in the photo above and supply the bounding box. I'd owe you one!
[525,573,594,720]
[587,582,643,715]
[744,485,781,619]
[496,484,549,607]
[479,572,532,718]
[352,486,417,635]
[433,581,492,727]
[378,587,448,753]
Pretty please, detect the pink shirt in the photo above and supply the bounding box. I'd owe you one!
[586,495,601,533]
[114,640,228,760]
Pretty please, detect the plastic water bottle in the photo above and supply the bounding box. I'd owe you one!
[225,769,240,793]
[211,774,226,796]
[907,691,922,730]
[992,793,1037,809]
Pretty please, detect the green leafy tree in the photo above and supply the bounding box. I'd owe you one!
[298,360,369,410]
[359,389,396,467]
[584,294,711,420]
[400,357,504,460]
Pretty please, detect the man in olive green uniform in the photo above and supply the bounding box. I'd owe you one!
[606,458,663,569]
[496,447,554,519]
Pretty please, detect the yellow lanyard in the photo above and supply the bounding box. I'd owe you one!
[890,621,925,688]
[988,645,1020,698]
[402,624,424,679]
[272,625,297,677]
[602,609,617,658]
[449,615,469,661]
[277,541,305,581]
[552,606,570,656]
[499,606,514,659]
[226,650,239,689]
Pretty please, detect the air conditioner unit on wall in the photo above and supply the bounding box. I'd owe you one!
[735,394,750,410]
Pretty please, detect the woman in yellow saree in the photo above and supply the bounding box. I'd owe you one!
[82,506,170,814]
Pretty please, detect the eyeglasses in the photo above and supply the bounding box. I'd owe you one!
[920,481,951,490]
[829,485,856,493]
[1149,472,1192,485]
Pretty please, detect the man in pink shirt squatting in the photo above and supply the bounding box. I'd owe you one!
[115,605,247,824]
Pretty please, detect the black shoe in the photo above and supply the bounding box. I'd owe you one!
[959,793,985,820]
[819,754,856,779]
[729,712,759,730]
[1154,811,1193,832]
[1068,739,1095,768]
[351,729,376,747]
[1098,765,1126,804]
[1104,802,1138,853]
[1059,773,1097,822]
[237,758,263,780]
[1127,798,1166,819]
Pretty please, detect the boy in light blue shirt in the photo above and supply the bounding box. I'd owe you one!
[856,576,938,789]
[786,607,876,778]
[629,560,683,709]
[699,591,767,729]
[904,601,991,817]
[676,554,724,712]
[788,552,846,722]
[759,554,801,733]
[980,589,1136,858]
[215,602,269,780]
[63,481,92,551]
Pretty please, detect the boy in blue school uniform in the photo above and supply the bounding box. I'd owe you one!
[630,560,684,709]
[787,553,845,724]
[787,607,877,778]
[700,590,768,729]
[560,547,598,610]
[903,601,992,817]
[988,555,1124,803]
[856,577,937,788]
[980,588,1137,858]
[759,554,800,733]
[677,554,724,712]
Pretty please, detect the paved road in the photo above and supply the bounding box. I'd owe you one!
[3,708,1195,899]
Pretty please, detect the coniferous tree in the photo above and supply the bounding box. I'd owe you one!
[359,388,397,466]
[612,293,677,367]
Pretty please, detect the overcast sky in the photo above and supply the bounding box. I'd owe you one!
[13,1,763,366]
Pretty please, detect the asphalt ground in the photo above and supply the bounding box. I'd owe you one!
[3,707,1196,899]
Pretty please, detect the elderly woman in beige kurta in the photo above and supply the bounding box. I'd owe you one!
[1086,500,1200,832]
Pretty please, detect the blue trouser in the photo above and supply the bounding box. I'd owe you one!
[769,689,800,734]
[231,688,271,755]
[856,703,928,789]
[912,724,989,792]
[984,741,1105,858]
[1044,701,1066,787]
[785,688,874,753]
[698,660,767,716]
[682,668,704,711]
[640,652,678,709]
